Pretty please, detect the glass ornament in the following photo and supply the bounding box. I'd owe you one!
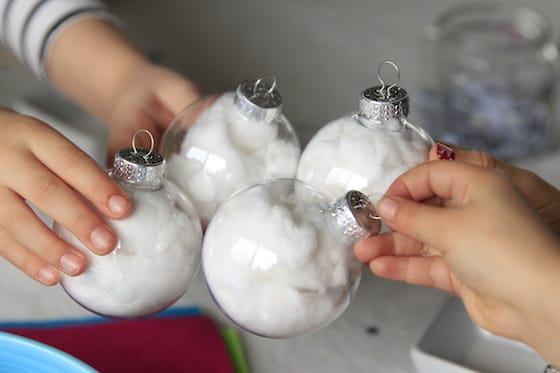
[202,178,381,338]
[161,75,301,226]
[297,61,434,199]
[54,130,203,318]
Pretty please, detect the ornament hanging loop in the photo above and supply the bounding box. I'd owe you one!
[131,129,155,159]
[377,60,400,99]
[253,73,277,98]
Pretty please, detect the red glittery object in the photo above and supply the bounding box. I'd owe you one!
[436,143,456,160]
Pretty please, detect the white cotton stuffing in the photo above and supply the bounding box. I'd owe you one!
[297,116,430,199]
[56,181,202,318]
[202,181,362,337]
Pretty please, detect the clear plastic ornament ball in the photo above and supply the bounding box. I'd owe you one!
[297,61,434,199]
[202,178,381,338]
[161,75,301,227]
[54,130,203,319]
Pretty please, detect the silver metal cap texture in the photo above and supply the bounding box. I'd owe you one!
[234,75,283,122]
[112,147,165,189]
[359,85,410,123]
[331,190,382,241]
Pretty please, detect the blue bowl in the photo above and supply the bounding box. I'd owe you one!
[0,331,96,372]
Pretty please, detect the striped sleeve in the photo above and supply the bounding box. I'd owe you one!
[0,0,117,80]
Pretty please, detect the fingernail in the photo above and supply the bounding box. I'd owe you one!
[436,143,455,160]
[108,194,130,216]
[38,265,58,285]
[60,252,83,275]
[90,226,116,253]
[377,197,398,219]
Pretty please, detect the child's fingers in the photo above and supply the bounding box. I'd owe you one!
[430,143,456,161]
[0,228,60,286]
[30,125,131,219]
[356,162,487,260]
[354,232,433,263]
[376,195,457,254]
[429,143,515,174]
[0,188,87,276]
[5,156,116,255]
[369,255,457,294]
[376,162,513,256]
[429,144,559,205]
[385,160,496,205]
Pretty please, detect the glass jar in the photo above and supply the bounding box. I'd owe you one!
[416,2,559,160]
[202,178,381,338]
[54,131,203,318]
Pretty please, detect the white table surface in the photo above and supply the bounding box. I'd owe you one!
[0,58,559,373]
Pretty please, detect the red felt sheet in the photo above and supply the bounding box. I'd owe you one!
[3,315,235,373]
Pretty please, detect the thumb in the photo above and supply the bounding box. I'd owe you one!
[376,196,455,253]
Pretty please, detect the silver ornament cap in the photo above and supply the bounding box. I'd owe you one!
[359,85,409,122]
[112,130,165,189]
[359,60,410,123]
[235,74,283,122]
[331,190,382,241]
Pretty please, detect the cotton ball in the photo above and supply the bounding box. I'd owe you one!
[203,180,362,338]
[264,140,301,178]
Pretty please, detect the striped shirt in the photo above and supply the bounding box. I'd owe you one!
[0,0,114,80]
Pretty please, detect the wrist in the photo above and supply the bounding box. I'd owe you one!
[46,18,150,121]
[517,241,560,366]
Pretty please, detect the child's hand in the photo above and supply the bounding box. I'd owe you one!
[354,161,560,365]
[104,63,199,166]
[431,143,560,236]
[45,19,200,166]
[0,108,131,285]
